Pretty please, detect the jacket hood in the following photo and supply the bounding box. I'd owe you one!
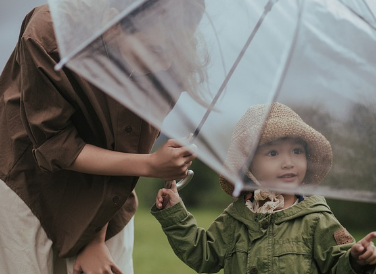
[224,195,332,228]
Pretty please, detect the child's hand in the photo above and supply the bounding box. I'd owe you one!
[156,180,181,210]
[350,231,376,270]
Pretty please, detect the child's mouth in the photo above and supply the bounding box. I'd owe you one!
[278,173,297,182]
[279,173,296,178]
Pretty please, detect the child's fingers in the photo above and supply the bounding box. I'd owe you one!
[156,183,181,210]
[170,180,178,193]
[360,232,376,247]
[367,255,376,265]
[156,189,167,209]
[165,180,174,189]
[352,243,365,257]
[354,232,376,258]
[358,241,376,262]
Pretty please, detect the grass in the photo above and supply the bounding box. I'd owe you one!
[133,207,370,274]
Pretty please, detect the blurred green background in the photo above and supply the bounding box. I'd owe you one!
[134,159,376,274]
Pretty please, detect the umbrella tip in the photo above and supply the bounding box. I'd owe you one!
[232,181,243,197]
[55,58,68,71]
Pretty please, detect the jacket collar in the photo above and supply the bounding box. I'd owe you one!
[224,195,332,241]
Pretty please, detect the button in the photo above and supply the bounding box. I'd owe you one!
[125,126,133,133]
[250,267,258,274]
[112,196,120,205]
[261,220,269,229]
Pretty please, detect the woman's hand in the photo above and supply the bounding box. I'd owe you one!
[67,138,196,181]
[148,138,197,181]
[73,224,122,274]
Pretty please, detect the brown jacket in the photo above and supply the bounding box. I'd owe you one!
[0,5,174,257]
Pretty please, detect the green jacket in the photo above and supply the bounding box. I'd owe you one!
[151,196,375,274]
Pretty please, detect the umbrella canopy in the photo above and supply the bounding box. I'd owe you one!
[270,0,376,202]
[48,0,376,203]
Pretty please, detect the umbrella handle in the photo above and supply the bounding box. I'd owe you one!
[177,170,194,190]
[165,170,194,191]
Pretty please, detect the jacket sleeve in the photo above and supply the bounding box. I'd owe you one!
[151,201,228,273]
[313,212,376,274]
[18,15,86,173]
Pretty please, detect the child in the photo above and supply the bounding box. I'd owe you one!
[151,102,376,274]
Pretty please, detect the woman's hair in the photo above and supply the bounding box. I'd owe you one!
[110,0,209,102]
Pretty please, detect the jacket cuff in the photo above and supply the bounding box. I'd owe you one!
[343,249,368,274]
[32,124,86,172]
[151,201,189,227]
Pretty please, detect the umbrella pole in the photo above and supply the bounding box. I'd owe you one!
[235,0,306,196]
[171,0,279,192]
[191,0,280,142]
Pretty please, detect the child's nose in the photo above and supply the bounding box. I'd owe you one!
[282,155,294,169]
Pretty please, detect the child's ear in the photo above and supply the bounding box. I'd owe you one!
[102,7,122,36]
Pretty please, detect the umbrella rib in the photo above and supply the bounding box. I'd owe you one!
[191,0,279,142]
[338,0,376,29]
[363,0,376,21]
[237,0,306,195]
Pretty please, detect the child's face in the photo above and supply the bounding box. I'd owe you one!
[250,137,307,189]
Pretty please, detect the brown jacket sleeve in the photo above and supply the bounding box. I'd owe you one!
[17,8,86,172]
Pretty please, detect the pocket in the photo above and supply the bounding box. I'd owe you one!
[224,249,248,274]
[273,242,312,273]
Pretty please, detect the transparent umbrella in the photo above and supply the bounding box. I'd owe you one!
[48,0,376,203]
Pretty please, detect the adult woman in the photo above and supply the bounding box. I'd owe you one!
[0,0,206,273]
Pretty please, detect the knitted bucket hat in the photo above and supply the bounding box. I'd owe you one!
[219,102,333,196]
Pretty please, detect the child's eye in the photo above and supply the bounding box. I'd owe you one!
[293,148,304,154]
[267,150,278,156]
